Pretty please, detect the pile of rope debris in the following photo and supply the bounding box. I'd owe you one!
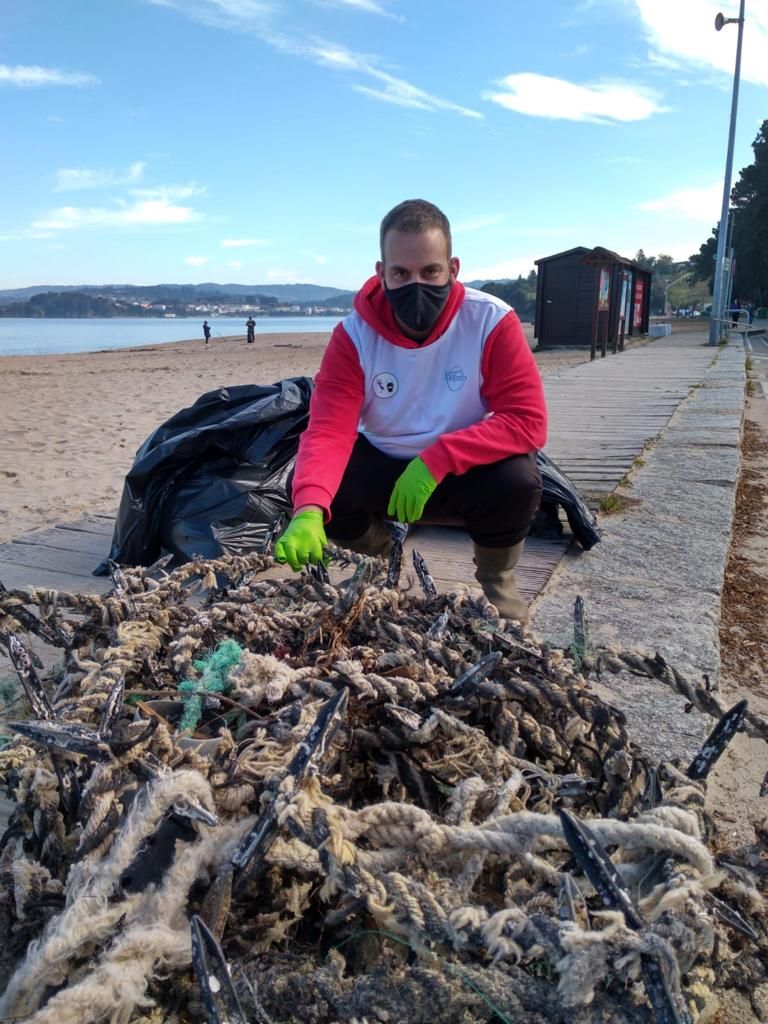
[0,540,766,1024]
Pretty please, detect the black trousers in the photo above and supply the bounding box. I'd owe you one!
[294,435,542,549]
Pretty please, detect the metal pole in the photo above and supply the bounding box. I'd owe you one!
[724,245,737,317]
[725,248,736,323]
[723,212,736,318]
[708,0,746,345]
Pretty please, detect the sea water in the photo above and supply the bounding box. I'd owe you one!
[0,316,340,357]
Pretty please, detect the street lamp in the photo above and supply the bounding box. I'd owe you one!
[665,269,691,315]
[708,1,746,345]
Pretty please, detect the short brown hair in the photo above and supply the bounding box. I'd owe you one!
[379,199,452,259]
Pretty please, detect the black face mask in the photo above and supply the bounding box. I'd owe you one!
[384,280,452,334]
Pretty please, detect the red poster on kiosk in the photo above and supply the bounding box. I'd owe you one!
[633,278,645,329]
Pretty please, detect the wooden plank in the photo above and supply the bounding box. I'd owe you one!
[0,560,112,594]
[549,413,680,420]
[548,470,635,478]
[0,542,105,577]
[548,397,688,403]
[11,531,109,557]
[543,462,636,469]
[399,527,568,600]
[54,517,114,536]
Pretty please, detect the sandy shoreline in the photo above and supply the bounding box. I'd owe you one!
[0,328,589,545]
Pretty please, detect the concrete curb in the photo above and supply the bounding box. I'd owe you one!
[530,339,746,762]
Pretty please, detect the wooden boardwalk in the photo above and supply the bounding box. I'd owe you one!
[0,334,716,604]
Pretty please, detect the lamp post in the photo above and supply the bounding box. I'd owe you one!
[665,269,692,315]
[708,1,746,345]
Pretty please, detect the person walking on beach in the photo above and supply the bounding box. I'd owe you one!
[246,316,256,345]
[274,198,546,622]
[203,320,211,345]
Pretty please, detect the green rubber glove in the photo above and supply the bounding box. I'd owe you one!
[275,509,327,571]
[387,457,438,523]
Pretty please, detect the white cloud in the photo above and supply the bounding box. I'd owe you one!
[643,51,684,72]
[143,1,480,117]
[604,232,705,262]
[312,44,481,117]
[131,183,206,201]
[454,214,506,232]
[220,237,269,247]
[314,254,327,264]
[0,64,98,88]
[631,0,768,87]
[486,73,666,123]
[33,195,202,231]
[145,0,273,23]
[464,256,538,281]
[12,180,206,237]
[184,255,209,266]
[226,259,244,268]
[352,84,433,111]
[638,238,706,261]
[311,0,394,15]
[637,182,722,220]
[55,161,147,191]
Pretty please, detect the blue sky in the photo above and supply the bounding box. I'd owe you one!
[1,0,767,290]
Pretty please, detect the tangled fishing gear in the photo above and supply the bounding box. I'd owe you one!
[0,545,766,1024]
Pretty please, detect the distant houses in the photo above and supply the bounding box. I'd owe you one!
[0,293,353,319]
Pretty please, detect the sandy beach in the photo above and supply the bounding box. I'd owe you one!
[0,328,590,544]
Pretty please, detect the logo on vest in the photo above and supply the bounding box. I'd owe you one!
[445,366,467,392]
[372,372,398,399]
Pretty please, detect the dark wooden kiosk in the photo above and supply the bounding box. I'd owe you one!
[534,246,652,357]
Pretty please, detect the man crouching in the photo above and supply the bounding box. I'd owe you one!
[275,198,546,623]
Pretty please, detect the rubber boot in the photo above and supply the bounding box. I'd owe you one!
[337,518,394,558]
[473,541,529,623]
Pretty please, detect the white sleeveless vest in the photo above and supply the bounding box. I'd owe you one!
[342,287,511,460]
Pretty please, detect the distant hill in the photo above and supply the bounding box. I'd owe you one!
[0,291,157,319]
[0,278,515,320]
[0,280,503,306]
[0,282,354,306]
[188,283,353,303]
[313,291,355,309]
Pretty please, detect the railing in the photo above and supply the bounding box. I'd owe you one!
[710,312,765,342]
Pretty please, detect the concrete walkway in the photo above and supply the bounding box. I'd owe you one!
[532,331,746,761]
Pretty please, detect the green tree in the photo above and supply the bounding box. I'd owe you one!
[731,119,768,305]
[481,274,537,322]
[692,119,768,306]
[633,252,684,313]
[690,229,719,293]
[0,290,153,318]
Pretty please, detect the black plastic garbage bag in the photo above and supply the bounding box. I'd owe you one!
[94,377,313,574]
[532,450,601,550]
